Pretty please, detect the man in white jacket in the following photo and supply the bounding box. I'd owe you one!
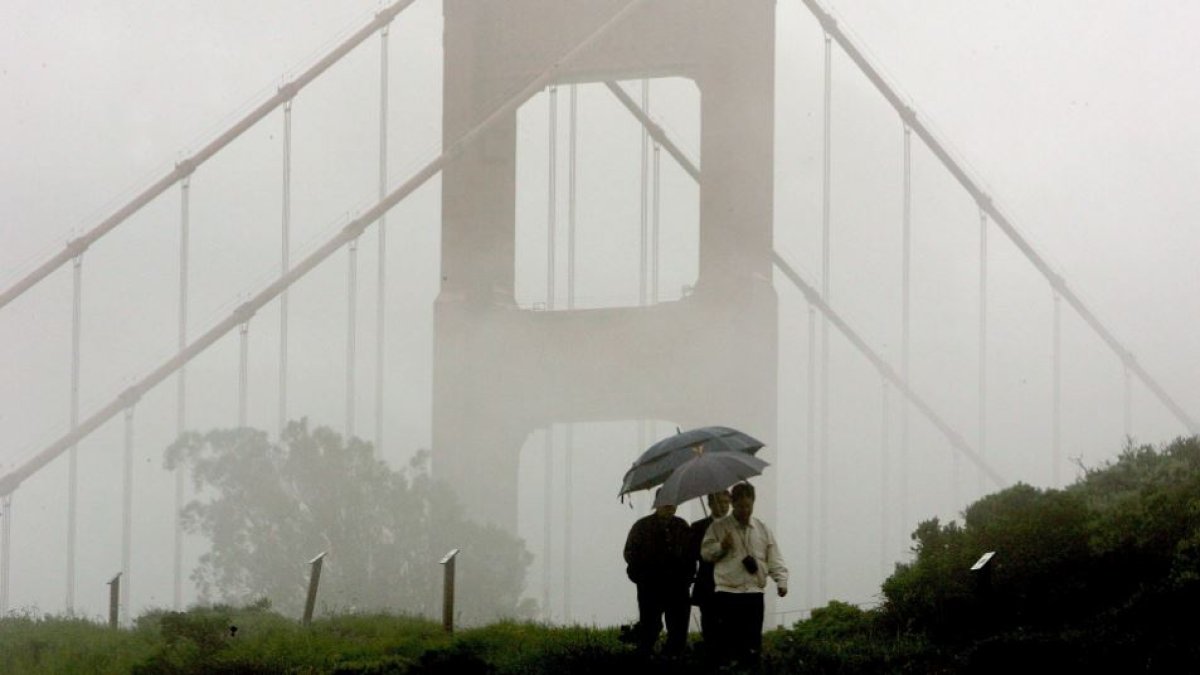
[701,482,788,667]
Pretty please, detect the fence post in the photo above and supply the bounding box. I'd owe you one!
[440,548,460,633]
[107,573,121,628]
[302,551,326,626]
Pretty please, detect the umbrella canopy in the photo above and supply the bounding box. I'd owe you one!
[652,452,769,508]
[619,426,764,496]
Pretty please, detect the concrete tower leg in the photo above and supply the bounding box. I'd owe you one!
[435,0,777,537]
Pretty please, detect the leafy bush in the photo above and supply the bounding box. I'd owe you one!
[765,601,940,674]
[880,436,1200,669]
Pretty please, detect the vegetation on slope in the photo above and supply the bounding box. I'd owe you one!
[1,436,1195,673]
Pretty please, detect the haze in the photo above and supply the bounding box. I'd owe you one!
[1,0,1197,627]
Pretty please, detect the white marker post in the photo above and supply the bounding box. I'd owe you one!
[440,549,460,633]
[107,573,121,628]
[302,551,327,626]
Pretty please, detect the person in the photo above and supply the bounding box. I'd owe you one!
[690,490,732,649]
[701,482,788,667]
[623,492,694,656]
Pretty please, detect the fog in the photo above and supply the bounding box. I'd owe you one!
[1,0,1197,627]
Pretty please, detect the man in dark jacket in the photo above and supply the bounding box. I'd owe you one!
[624,494,693,656]
[690,490,732,649]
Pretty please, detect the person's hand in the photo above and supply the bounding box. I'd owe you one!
[720,532,733,551]
[777,586,788,598]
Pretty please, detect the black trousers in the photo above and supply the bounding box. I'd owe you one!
[635,582,691,655]
[698,597,721,645]
[711,591,765,665]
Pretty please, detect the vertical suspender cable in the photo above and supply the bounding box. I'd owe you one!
[239,321,250,427]
[543,427,554,621]
[567,85,578,312]
[639,79,649,307]
[544,85,559,622]
[806,306,817,608]
[548,86,558,310]
[636,79,650,476]
[347,237,359,438]
[121,406,134,623]
[67,254,83,613]
[652,141,661,304]
[1052,292,1062,485]
[563,84,577,623]
[0,494,10,613]
[900,124,912,535]
[978,208,988,494]
[819,33,832,603]
[880,378,890,578]
[375,24,390,458]
[174,176,191,609]
[563,422,572,622]
[280,100,293,437]
[1124,367,1133,440]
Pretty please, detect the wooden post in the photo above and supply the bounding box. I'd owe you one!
[302,551,326,626]
[440,548,460,633]
[107,573,121,628]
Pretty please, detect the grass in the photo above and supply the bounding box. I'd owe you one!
[0,603,943,674]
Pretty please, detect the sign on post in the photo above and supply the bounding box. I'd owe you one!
[302,551,327,626]
[440,548,460,633]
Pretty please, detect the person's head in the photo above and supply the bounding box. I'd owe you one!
[653,489,677,518]
[707,490,732,518]
[730,482,755,525]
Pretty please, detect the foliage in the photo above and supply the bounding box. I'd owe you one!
[6,436,1197,672]
[879,436,1200,670]
[165,420,534,625]
[0,611,157,674]
[764,601,941,674]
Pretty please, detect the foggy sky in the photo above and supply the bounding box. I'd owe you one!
[1,1,1197,625]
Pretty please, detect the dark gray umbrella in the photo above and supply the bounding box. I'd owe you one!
[652,452,769,508]
[619,426,764,497]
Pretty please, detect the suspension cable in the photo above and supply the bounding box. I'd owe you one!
[801,0,1197,435]
[819,31,832,604]
[548,86,558,309]
[238,321,250,427]
[347,237,359,438]
[280,100,293,437]
[978,207,988,494]
[0,0,653,499]
[900,122,911,536]
[1,493,12,612]
[174,174,191,610]
[639,79,650,306]
[1053,291,1062,485]
[375,24,391,458]
[775,252,1003,486]
[67,254,82,613]
[0,0,421,314]
[567,85,578,310]
[121,405,135,623]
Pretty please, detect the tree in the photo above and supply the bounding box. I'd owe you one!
[165,420,534,624]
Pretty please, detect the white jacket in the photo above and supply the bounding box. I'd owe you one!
[701,514,788,594]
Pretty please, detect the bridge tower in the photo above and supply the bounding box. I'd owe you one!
[434,0,777,529]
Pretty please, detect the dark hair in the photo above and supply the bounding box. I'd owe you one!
[731,482,755,502]
[707,490,730,507]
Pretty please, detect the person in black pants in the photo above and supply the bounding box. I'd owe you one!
[690,490,732,651]
[624,493,694,657]
[701,482,788,668]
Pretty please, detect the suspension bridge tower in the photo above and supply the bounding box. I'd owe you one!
[434,0,778,528]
